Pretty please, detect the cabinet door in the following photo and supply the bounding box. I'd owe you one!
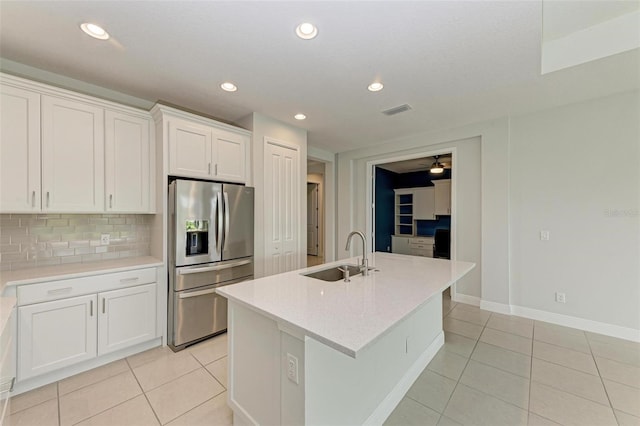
[41,96,104,212]
[105,110,151,212]
[434,180,451,215]
[391,236,412,255]
[413,187,435,220]
[18,294,97,380]
[97,283,157,355]
[168,119,213,178]
[213,131,247,183]
[0,85,41,212]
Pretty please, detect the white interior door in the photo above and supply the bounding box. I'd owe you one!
[264,140,299,276]
[307,183,319,256]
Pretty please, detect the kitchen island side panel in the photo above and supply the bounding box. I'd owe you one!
[305,293,443,425]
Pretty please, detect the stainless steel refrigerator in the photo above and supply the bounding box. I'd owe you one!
[168,179,254,351]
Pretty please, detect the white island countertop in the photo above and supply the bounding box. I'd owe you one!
[217,252,475,358]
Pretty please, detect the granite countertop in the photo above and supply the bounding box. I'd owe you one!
[0,256,164,293]
[217,252,475,358]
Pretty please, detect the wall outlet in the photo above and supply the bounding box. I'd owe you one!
[555,292,566,303]
[540,230,550,241]
[286,353,299,384]
[100,234,110,245]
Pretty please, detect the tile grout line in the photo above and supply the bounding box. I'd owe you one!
[57,381,61,426]
[125,357,163,426]
[438,308,490,419]
[528,321,535,421]
[584,331,621,426]
[67,368,145,426]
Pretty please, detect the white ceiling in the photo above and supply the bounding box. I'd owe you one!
[1,1,638,153]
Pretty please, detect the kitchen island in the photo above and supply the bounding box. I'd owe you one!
[216,252,475,425]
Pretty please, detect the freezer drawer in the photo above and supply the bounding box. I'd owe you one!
[171,284,228,349]
[174,258,253,291]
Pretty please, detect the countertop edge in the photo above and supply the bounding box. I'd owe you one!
[1,256,164,291]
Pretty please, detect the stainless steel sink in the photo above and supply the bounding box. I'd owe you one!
[303,264,362,282]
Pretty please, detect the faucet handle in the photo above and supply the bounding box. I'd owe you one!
[337,267,351,282]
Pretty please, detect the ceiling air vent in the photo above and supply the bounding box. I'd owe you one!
[381,104,412,116]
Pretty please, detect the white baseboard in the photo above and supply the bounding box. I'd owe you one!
[451,294,640,343]
[511,305,640,343]
[364,331,444,426]
[480,300,512,315]
[451,292,480,306]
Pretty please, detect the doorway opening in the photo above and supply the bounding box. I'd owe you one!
[307,160,325,267]
[372,153,453,257]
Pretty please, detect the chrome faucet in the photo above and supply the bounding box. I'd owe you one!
[345,231,369,276]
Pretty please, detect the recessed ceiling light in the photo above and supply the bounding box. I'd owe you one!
[368,82,384,92]
[220,82,238,92]
[80,23,109,40]
[296,22,318,40]
[294,113,306,120]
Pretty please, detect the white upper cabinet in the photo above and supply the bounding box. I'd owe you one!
[214,131,246,183]
[105,110,152,212]
[0,73,155,213]
[433,179,451,215]
[156,105,250,184]
[413,187,436,220]
[41,95,105,212]
[169,118,213,179]
[0,85,41,212]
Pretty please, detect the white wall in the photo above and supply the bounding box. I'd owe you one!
[509,90,640,330]
[238,113,308,278]
[337,89,640,337]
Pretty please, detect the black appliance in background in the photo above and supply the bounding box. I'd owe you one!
[434,229,450,259]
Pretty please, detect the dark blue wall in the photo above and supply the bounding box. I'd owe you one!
[416,216,451,237]
[374,167,396,252]
[395,169,452,188]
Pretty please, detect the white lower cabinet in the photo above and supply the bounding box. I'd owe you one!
[98,284,156,355]
[392,236,434,257]
[16,268,158,381]
[18,295,97,380]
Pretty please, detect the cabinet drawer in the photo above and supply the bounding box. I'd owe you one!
[411,247,433,257]
[409,238,434,246]
[17,268,156,306]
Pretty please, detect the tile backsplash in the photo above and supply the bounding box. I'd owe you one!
[0,214,151,271]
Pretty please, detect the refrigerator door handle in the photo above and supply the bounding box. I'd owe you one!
[178,259,252,275]
[223,192,230,253]
[216,191,224,254]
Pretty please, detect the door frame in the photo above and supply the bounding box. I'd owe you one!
[366,148,457,290]
[307,182,320,256]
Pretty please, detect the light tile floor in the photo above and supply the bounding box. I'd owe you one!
[8,334,231,426]
[9,298,640,426]
[385,298,640,426]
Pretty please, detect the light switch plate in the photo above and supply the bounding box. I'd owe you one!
[100,234,110,245]
[286,353,299,384]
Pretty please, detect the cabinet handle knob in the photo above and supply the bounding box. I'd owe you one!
[109,194,113,208]
[208,163,211,174]
[215,164,218,175]
[32,190,36,208]
[46,191,50,208]
[102,298,106,314]
[90,300,93,316]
